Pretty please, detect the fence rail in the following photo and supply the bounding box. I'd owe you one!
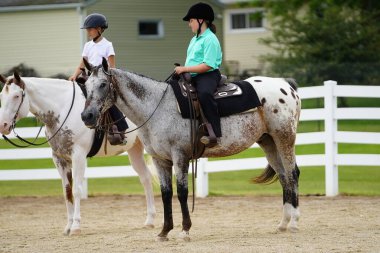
[0,81,379,197]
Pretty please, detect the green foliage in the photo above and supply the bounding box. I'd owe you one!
[258,0,380,86]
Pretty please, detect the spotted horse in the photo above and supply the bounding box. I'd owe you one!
[81,58,302,241]
[0,73,156,236]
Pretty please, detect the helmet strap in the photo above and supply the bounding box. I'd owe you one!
[93,29,103,42]
[196,19,204,38]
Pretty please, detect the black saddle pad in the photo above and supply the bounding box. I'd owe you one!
[87,129,104,158]
[169,79,261,119]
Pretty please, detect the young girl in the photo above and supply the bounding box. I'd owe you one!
[174,2,222,147]
[69,13,127,145]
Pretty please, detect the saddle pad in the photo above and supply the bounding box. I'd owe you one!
[169,79,261,119]
[87,128,105,158]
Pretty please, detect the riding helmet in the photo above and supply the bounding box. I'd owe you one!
[182,2,214,22]
[81,13,108,29]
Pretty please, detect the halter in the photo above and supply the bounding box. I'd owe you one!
[2,81,76,148]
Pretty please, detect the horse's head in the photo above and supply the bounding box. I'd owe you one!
[0,72,30,135]
[81,57,115,128]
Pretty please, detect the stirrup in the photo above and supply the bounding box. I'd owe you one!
[200,135,217,148]
[107,125,126,145]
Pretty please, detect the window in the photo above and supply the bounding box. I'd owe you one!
[138,20,164,39]
[228,9,265,33]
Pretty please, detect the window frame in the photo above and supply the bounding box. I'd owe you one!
[138,19,164,39]
[226,8,266,34]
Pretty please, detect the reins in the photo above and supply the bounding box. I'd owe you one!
[2,81,76,148]
[96,68,172,135]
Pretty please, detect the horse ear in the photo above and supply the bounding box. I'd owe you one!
[14,71,21,82]
[83,57,93,72]
[0,74,7,84]
[102,57,109,72]
[13,71,25,89]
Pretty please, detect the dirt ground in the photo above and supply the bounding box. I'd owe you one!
[0,195,379,253]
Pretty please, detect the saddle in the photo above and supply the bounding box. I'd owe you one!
[176,73,242,151]
[178,73,242,101]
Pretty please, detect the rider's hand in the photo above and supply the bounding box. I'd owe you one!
[174,66,188,75]
[68,75,76,81]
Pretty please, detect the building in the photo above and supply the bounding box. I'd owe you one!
[220,0,272,77]
[0,0,224,80]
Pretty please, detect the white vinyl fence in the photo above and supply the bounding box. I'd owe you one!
[0,81,379,197]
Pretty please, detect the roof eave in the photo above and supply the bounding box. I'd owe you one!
[0,0,97,13]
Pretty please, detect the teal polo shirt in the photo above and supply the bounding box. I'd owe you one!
[185,28,222,76]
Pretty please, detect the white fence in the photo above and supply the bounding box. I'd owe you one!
[0,81,379,197]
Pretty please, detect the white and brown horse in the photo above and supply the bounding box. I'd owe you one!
[81,59,301,241]
[0,73,156,236]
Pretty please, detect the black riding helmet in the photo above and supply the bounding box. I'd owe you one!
[81,13,108,29]
[182,2,214,22]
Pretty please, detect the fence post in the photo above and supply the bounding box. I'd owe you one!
[196,158,209,197]
[324,80,338,196]
[81,178,88,199]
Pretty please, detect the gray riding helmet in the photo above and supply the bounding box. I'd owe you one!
[81,13,108,29]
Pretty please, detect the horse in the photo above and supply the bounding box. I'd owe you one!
[0,72,156,236]
[80,58,301,241]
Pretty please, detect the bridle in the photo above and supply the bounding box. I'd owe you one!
[91,67,171,135]
[2,81,76,148]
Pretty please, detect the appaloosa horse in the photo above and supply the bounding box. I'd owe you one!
[0,73,156,236]
[81,59,301,241]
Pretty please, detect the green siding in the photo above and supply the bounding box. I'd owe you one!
[87,0,224,80]
[0,9,80,77]
[0,1,224,80]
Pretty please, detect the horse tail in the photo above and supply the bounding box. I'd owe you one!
[284,78,298,91]
[252,164,278,184]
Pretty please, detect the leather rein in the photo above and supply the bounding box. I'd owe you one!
[94,68,170,135]
[2,81,76,148]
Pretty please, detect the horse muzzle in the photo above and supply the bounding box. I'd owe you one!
[81,108,99,128]
[0,121,12,135]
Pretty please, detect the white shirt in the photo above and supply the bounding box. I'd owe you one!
[82,37,115,66]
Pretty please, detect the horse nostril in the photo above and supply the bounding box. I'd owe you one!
[3,123,7,128]
[81,112,93,122]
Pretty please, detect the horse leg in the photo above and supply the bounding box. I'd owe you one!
[173,156,191,241]
[69,151,87,236]
[127,138,156,228]
[272,135,300,232]
[153,157,173,241]
[53,155,74,236]
[256,134,300,232]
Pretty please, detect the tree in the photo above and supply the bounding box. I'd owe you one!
[256,0,380,86]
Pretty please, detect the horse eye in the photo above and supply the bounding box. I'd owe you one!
[100,82,106,88]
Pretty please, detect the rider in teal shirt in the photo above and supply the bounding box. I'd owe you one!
[185,28,222,76]
[175,2,223,147]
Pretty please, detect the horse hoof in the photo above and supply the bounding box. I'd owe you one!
[156,236,169,242]
[277,226,287,232]
[144,224,155,229]
[69,228,81,236]
[63,229,70,236]
[288,226,299,233]
[178,231,190,242]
